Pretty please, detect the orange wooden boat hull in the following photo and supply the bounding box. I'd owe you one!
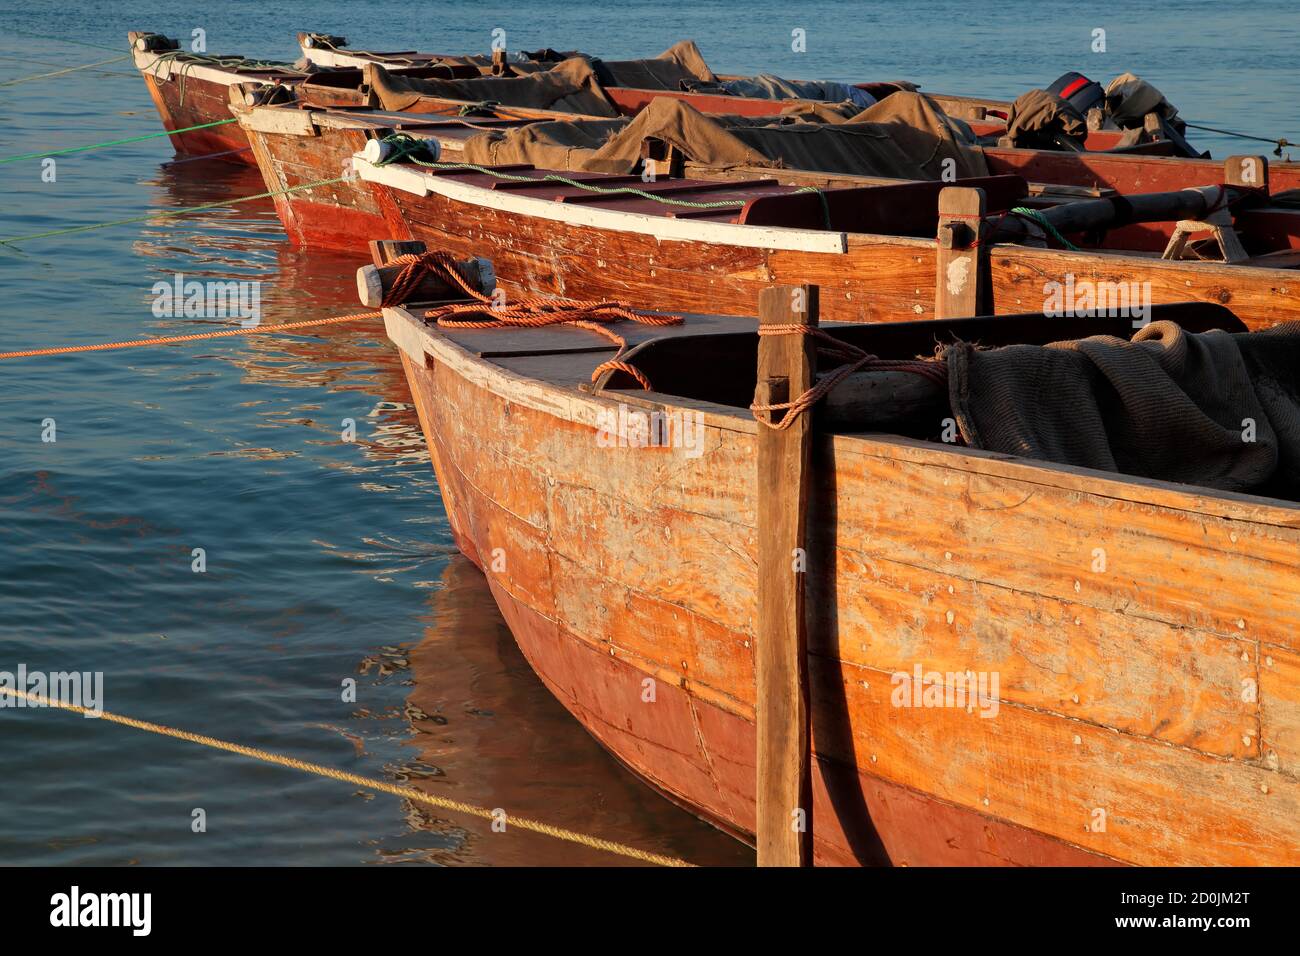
[136,64,256,163]
[386,306,1300,866]
[397,348,1118,865]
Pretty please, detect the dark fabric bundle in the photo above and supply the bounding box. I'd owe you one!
[369,58,621,117]
[947,321,1300,495]
[997,88,1088,150]
[463,93,988,179]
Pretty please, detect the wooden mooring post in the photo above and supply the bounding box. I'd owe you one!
[754,283,817,867]
[934,186,989,319]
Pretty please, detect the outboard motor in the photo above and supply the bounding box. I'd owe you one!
[1046,72,1107,118]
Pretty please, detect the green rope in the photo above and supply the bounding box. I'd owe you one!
[0,119,239,166]
[145,50,304,107]
[376,134,747,212]
[794,186,832,229]
[458,100,500,116]
[0,53,131,87]
[1008,206,1079,251]
[0,177,346,248]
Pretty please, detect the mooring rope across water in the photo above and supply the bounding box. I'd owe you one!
[0,53,131,87]
[0,687,691,866]
[0,176,346,247]
[0,118,240,165]
[0,311,381,361]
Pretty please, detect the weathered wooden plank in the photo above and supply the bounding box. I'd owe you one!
[827,441,1300,652]
[1260,646,1300,777]
[935,186,987,318]
[754,284,816,866]
[809,655,1299,865]
[808,540,1257,757]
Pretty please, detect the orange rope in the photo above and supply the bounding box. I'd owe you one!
[750,325,948,430]
[0,311,381,360]
[394,251,682,390]
[0,252,682,387]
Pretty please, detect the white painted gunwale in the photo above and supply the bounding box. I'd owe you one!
[131,47,295,87]
[298,45,372,69]
[355,156,850,254]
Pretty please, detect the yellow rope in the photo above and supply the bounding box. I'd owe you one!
[0,686,693,867]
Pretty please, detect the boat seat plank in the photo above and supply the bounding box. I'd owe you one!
[414,309,752,369]
[668,208,746,221]
[553,196,747,218]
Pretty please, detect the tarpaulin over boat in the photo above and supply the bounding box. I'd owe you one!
[997,88,1090,149]
[461,118,633,170]
[369,59,621,117]
[461,94,989,179]
[947,321,1300,495]
[590,40,717,90]
[718,74,876,109]
[1105,72,1179,127]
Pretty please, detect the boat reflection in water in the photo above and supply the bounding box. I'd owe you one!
[366,555,753,866]
[123,159,748,865]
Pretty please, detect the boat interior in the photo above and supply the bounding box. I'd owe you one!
[395,295,1300,508]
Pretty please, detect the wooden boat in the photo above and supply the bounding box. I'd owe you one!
[132,30,908,165]
[234,97,1300,328]
[127,31,504,163]
[374,244,1300,865]
[297,32,1001,126]
[134,27,1212,168]
[231,86,1300,249]
[293,31,1190,152]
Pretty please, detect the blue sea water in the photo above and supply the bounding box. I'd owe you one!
[0,0,1295,865]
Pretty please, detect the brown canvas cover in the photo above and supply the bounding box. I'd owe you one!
[1105,72,1178,126]
[462,117,633,170]
[462,94,988,179]
[369,58,620,117]
[947,321,1300,495]
[720,74,876,109]
[997,88,1087,149]
[593,40,717,90]
[833,92,988,178]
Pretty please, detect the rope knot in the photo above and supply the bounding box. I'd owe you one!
[750,325,948,430]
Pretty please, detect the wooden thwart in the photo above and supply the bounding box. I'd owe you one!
[754,283,817,866]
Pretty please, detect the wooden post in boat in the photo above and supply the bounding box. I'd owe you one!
[1225,155,1270,192]
[754,282,817,867]
[935,187,988,319]
[640,138,685,180]
[368,239,428,269]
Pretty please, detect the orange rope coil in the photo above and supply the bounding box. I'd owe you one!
[387,251,682,390]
